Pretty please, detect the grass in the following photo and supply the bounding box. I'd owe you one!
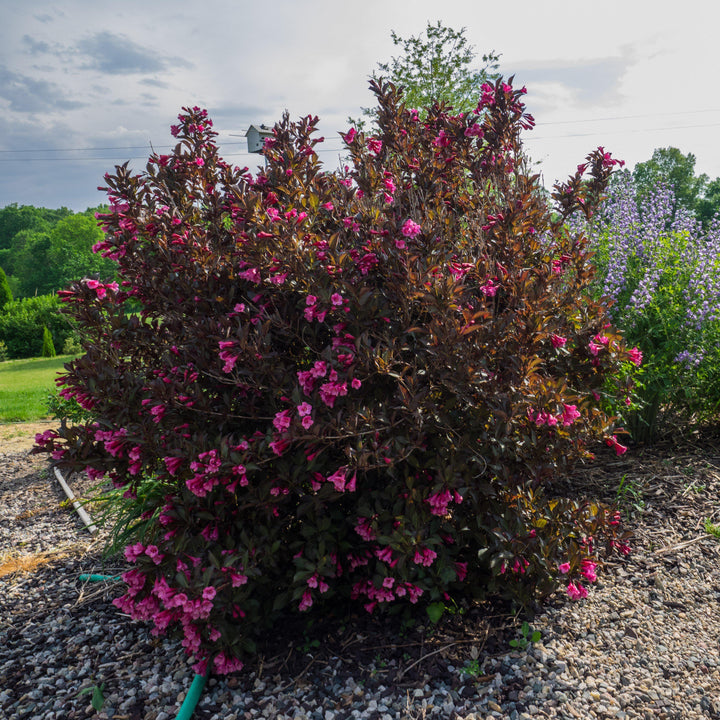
[0,355,75,422]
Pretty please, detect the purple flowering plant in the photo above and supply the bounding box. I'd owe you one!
[36,79,634,674]
[575,173,720,440]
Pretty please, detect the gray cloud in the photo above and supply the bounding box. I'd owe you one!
[206,101,273,127]
[0,66,86,112]
[22,35,51,55]
[507,54,633,104]
[140,77,169,89]
[76,31,192,75]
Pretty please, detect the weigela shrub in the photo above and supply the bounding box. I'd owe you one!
[37,78,634,675]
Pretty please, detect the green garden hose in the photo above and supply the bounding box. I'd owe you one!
[80,573,210,719]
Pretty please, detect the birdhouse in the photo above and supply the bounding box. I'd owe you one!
[245,124,274,154]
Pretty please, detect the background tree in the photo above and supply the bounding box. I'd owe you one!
[0,266,12,310]
[350,21,500,130]
[694,176,720,227]
[632,147,707,215]
[0,205,115,298]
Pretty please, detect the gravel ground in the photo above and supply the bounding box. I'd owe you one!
[1,434,720,720]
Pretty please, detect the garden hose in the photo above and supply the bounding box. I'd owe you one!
[80,572,210,719]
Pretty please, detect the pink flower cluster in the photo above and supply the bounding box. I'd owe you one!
[401,219,422,239]
[351,578,424,613]
[218,340,239,373]
[94,427,128,458]
[425,489,463,517]
[627,346,643,366]
[605,435,628,456]
[326,467,357,492]
[354,516,377,541]
[304,295,327,323]
[413,547,437,567]
[85,278,119,299]
[186,449,223,497]
[529,404,582,428]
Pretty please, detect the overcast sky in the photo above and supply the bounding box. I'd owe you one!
[2,0,719,211]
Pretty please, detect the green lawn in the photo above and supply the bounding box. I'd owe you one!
[0,355,75,422]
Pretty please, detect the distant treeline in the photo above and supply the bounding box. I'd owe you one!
[0,203,117,299]
[0,203,118,359]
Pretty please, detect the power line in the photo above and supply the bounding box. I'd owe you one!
[530,121,720,141]
[533,107,720,126]
[0,141,249,154]
[0,148,347,163]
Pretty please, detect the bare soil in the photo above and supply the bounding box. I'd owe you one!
[0,420,57,453]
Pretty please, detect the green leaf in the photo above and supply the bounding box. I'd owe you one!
[91,685,105,712]
[531,630,542,643]
[426,602,445,624]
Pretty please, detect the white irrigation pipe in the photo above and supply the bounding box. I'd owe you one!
[54,467,98,534]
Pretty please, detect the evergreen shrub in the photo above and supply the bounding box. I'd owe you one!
[37,79,636,675]
[41,325,56,357]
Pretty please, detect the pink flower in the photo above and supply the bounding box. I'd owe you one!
[299,590,313,611]
[351,377,361,390]
[551,334,567,349]
[327,468,347,492]
[164,456,184,476]
[219,350,239,373]
[343,127,357,144]
[297,402,312,416]
[413,547,437,567]
[367,138,382,154]
[464,123,483,138]
[627,347,643,366]
[124,542,145,563]
[395,239,406,250]
[355,517,376,541]
[581,560,597,583]
[426,489,453,516]
[432,130,451,148]
[401,219,422,238]
[480,279,497,297]
[230,572,248,587]
[273,409,293,433]
[566,581,588,600]
[301,415,314,430]
[331,293,343,306]
[606,435,627,456]
[588,341,602,357]
[558,562,570,574]
[269,437,291,456]
[145,545,163,565]
[561,404,581,427]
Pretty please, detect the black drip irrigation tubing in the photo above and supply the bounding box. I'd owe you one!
[55,466,210,718]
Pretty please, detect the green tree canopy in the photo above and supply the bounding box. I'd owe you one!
[632,147,707,213]
[0,205,116,298]
[0,266,12,309]
[0,204,71,251]
[351,22,500,130]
